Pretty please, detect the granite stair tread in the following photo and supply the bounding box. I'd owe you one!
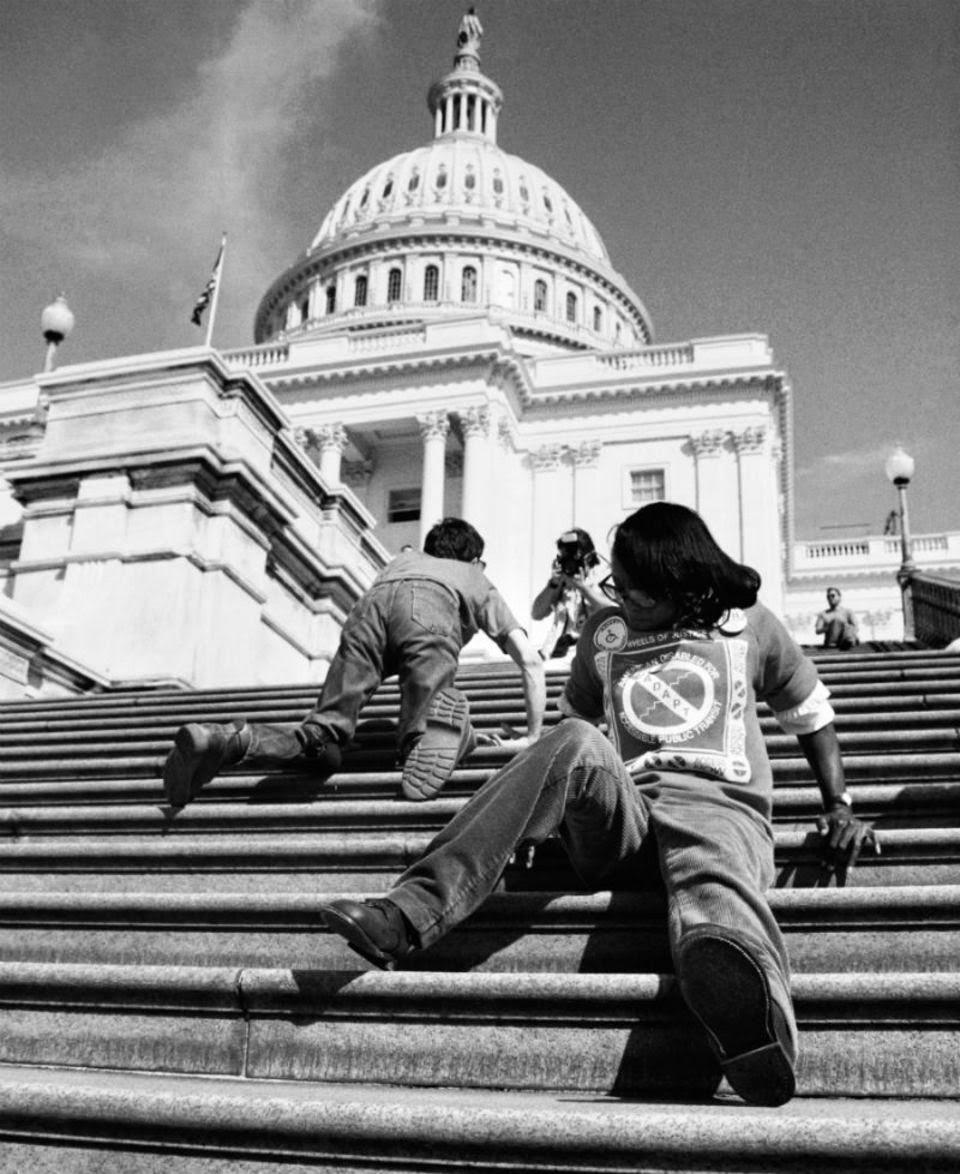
[1,1063,959,1173]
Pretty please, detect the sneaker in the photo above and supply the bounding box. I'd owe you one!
[320,897,415,970]
[677,928,797,1107]
[400,686,474,801]
[163,721,249,810]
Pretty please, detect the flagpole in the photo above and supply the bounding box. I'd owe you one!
[204,232,227,348]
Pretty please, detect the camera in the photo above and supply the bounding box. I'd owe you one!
[556,530,599,578]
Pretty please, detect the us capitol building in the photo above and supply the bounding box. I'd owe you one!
[1,12,950,697]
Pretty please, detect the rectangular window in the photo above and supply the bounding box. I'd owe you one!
[626,468,666,506]
[387,487,421,523]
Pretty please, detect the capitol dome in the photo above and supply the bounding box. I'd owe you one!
[254,12,653,354]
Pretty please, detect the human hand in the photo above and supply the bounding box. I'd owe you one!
[816,806,880,871]
[494,722,539,752]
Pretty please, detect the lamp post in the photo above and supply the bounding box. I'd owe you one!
[40,294,75,373]
[884,445,916,642]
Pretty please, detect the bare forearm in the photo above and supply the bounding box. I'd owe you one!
[522,660,546,740]
[796,724,847,809]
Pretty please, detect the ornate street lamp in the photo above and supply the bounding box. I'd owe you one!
[40,294,75,373]
[884,445,916,641]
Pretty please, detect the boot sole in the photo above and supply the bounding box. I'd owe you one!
[162,724,222,810]
[401,688,471,801]
[321,905,401,971]
[678,933,796,1107]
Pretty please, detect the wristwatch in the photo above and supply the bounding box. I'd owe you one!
[829,790,854,810]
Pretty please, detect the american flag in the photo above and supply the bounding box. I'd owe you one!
[190,236,226,326]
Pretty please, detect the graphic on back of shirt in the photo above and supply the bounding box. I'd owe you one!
[593,621,750,783]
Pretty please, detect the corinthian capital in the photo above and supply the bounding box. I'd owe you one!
[531,444,564,471]
[316,423,348,453]
[459,406,491,439]
[571,440,602,468]
[731,425,767,455]
[417,411,450,441]
[689,429,728,458]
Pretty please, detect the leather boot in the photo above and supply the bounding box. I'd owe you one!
[163,720,250,809]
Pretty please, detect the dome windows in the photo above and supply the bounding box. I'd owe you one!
[461,266,478,303]
[519,178,530,205]
[542,189,553,216]
[492,170,504,206]
[382,175,394,200]
[423,264,439,302]
[408,169,420,192]
[464,165,476,200]
[354,275,368,308]
[565,291,578,323]
[436,165,448,191]
[387,267,402,302]
[533,279,548,313]
[359,186,371,210]
[326,284,337,314]
[593,304,602,333]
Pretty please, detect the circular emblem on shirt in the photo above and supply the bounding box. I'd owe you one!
[594,615,628,651]
[717,608,747,635]
[618,655,719,741]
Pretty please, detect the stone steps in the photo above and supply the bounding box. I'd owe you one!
[0,960,957,1099]
[2,1064,958,1173]
[0,647,958,1169]
[0,886,955,973]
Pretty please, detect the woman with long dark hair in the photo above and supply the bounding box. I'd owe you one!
[321,502,876,1106]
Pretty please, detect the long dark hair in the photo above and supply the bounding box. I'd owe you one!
[612,502,760,627]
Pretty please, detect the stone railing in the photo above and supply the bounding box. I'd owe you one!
[792,532,960,575]
[595,344,695,370]
[223,343,291,369]
[911,572,960,648]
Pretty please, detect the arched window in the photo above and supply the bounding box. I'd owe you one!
[423,264,439,302]
[543,190,553,215]
[493,171,504,196]
[408,169,420,192]
[593,305,602,332]
[387,267,402,303]
[461,266,478,303]
[382,175,393,200]
[533,279,548,313]
[354,274,368,308]
[325,284,336,315]
[300,298,309,324]
[436,165,448,190]
[565,291,577,323]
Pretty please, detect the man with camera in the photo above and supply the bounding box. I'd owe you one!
[531,528,608,659]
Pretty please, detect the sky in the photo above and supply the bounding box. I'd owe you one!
[1,0,958,540]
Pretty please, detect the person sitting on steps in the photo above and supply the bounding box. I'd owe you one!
[163,516,545,807]
[319,502,878,1107]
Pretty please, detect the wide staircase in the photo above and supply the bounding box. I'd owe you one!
[0,647,958,1172]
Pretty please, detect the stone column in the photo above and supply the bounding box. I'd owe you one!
[530,444,567,586]
[417,411,450,546]
[316,424,348,485]
[570,440,602,540]
[459,407,492,533]
[690,429,739,558]
[731,424,783,611]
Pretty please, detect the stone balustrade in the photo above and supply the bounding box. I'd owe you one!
[792,532,960,575]
[911,572,960,648]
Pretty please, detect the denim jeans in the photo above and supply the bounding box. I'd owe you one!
[242,579,463,764]
[388,718,796,1042]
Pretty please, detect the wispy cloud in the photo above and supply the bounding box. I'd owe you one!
[795,443,900,484]
[2,0,379,331]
